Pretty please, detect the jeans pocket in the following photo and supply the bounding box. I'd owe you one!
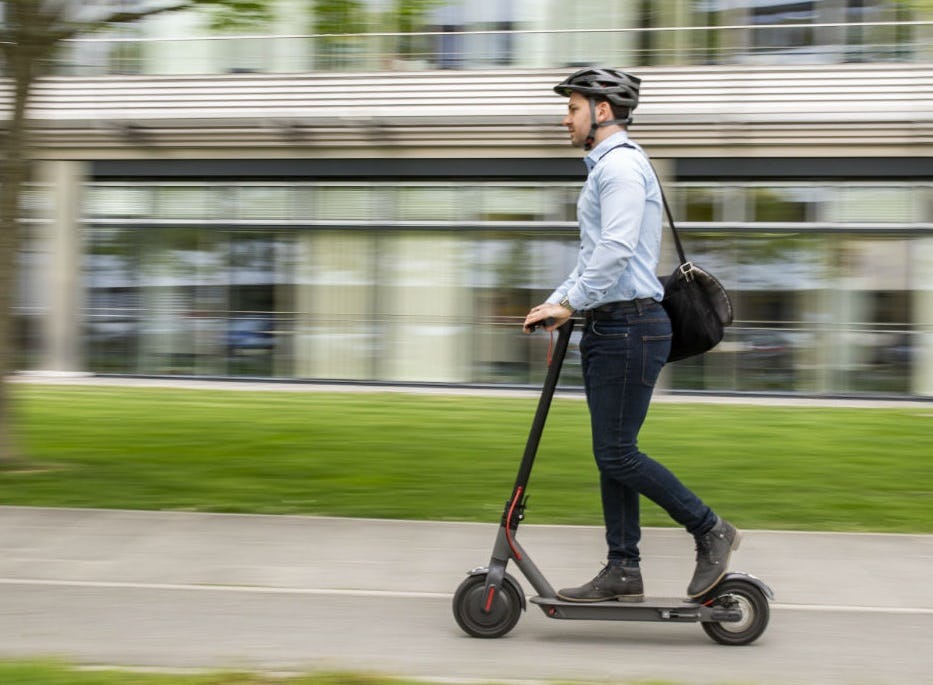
[591,319,630,338]
[641,334,672,386]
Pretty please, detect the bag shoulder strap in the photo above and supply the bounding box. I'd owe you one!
[597,143,688,265]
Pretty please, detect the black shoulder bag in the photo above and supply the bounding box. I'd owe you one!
[656,185,733,362]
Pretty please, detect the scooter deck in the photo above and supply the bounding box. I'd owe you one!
[530,595,738,623]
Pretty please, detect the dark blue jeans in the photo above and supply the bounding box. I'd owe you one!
[580,300,716,566]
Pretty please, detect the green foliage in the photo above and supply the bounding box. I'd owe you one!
[3,384,931,533]
[394,0,444,33]
[312,0,368,34]
[310,0,444,35]
[191,0,275,32]
[0,1,265,47]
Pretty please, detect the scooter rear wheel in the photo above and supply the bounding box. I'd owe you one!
[453,573,523,638]
[701,578,770,646]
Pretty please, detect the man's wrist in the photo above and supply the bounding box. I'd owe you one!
[558,296,575,312]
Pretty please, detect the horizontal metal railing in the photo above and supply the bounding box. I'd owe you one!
[47,21,933,76]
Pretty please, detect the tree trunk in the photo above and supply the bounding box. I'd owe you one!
[0,0,231,468]
[0,41,36,468]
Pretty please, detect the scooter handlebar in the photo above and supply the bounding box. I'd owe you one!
[526,317,556,333]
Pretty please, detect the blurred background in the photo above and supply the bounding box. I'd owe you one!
[10,0,933,397]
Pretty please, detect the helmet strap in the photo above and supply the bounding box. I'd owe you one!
[584,98,599,150]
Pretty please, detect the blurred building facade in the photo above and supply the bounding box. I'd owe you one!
[11,0,933,396]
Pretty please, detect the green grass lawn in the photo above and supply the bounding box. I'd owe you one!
[0,661,681,685]
[0,661,432,685]
[3,384,931,533]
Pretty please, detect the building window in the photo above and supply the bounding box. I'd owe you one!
[77,179,931,396]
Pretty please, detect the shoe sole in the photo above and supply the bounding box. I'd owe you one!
[686,527,742,600]
[617,594,645,603]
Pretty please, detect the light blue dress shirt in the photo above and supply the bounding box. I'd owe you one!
[547,131,665,310]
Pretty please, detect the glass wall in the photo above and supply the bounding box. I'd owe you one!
[78,179,932,396]
[670,181,930,395]
[82,182,582,387]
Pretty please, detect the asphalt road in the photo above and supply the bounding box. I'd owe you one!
[1,506,931,684]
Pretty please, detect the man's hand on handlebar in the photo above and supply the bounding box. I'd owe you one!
[523,303,572,333]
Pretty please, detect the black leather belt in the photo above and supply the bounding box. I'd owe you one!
[583,298,658,320]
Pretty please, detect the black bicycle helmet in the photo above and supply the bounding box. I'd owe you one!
[554,67,641,150]
[553,67,641,110]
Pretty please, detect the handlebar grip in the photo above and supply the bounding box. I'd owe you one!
[527,317,556,332]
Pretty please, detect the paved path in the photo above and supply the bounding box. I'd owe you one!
[1,506,931,684]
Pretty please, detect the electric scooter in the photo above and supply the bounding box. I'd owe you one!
[453,319,773,645]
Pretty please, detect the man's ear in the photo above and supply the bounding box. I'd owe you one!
[595,100,614,123]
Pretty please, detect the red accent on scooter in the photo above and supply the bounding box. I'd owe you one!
[484,585,496,612]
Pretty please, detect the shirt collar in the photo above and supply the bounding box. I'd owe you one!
[584,130,632,172]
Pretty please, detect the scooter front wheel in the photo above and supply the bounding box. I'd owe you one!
[701,578,770,646]
[453,573,523,638]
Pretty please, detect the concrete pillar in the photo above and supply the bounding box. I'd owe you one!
[913,237,933,397]
[652,156,676,392]
[37,161,87,374]
[294,231,377,380]
[381,233,472,383]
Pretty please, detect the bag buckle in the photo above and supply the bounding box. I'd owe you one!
[679,262,696,282]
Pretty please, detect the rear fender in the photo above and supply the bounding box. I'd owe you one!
[714,571,774,601]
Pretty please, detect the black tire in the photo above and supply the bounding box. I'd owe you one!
[453,574,523,638]
[701,578,770,646]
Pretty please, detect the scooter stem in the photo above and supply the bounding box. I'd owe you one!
[483,320,575,606]
[512,319,575,495]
